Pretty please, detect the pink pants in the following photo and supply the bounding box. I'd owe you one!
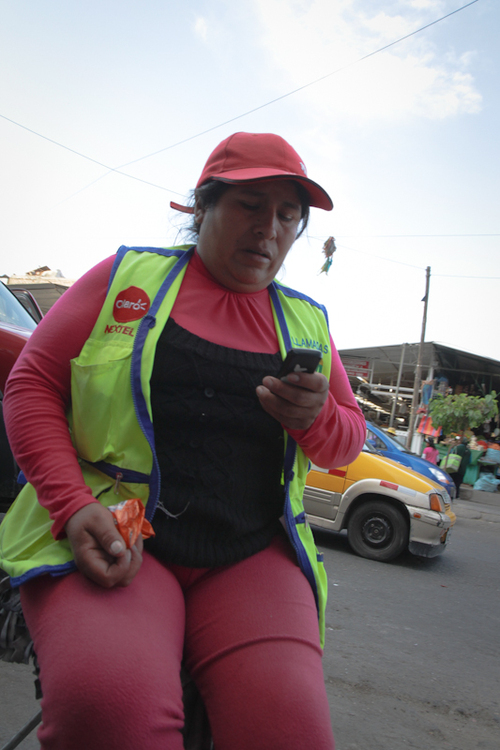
[21,534,335,749]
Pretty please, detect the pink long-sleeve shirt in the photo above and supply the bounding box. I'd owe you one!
[4,250,365,540]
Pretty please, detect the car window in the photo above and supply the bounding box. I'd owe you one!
[386,434,407,450]
[0,282,37,331]
[366,429,387,452]
[10,289,43,323]
[379,431,411,454]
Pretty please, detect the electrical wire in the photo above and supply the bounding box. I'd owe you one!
[317,241,500,279]
[434,274,500,279]
[0,0,481,199]
[0,113,188,197]
[122,1,481,168]
[334,234,500,238]
[334,242,426,270]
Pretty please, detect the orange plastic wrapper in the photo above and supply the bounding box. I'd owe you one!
[108,499,155,549]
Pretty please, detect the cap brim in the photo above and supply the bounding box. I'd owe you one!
[210,169,333,211]
[170,201,194,214]
[170,170,333,213]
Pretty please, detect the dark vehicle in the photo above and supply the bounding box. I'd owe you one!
[0,283,40,508]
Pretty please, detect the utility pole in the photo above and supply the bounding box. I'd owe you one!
[406,266,431,450]
[389,343,406,429]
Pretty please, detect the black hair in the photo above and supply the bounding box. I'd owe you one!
[182,179,310,241]
[427,437,435,447]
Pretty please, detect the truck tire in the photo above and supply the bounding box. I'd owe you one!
[347,500,409,562]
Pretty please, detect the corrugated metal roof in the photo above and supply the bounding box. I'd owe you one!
[6,279,75,315]
[339,342,500,394]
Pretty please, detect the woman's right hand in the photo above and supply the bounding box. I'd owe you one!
[64,503,143,588]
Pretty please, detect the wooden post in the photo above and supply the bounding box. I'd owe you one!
[406,267,431,450]
[389,343,406,429]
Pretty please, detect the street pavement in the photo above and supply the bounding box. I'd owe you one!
[453,485,500,522]
[319,501,500,750]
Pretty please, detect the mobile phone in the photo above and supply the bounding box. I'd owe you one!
[277,348,322,379]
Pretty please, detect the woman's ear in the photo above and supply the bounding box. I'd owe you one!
[194,199,205,225]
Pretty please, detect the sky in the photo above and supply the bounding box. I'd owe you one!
[1,0,499,361]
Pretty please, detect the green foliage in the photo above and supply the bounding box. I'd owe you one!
[428,391,499,437]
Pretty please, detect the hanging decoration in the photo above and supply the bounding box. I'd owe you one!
[319,236,336,275]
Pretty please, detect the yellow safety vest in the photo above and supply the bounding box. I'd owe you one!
[0,246,332,645]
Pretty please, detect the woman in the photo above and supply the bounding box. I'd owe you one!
[452,437,471,498]
[0,132,365,749]
[422,437,439,464]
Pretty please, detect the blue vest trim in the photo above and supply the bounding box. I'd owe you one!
[10,560,77,588]
[108,246,196,294]
[273,282,330,327]
[125,246,194,258]
[86,460,150,484]
[130,247,195,520]
[268,283,292,350]
[108,246,130,293]
[282,437,319,611]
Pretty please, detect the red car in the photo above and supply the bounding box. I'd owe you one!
[0,282,42,507]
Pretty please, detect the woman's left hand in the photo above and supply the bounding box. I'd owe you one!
[256,372,329,431]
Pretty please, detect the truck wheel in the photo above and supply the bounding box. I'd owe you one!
[347,500,409,562]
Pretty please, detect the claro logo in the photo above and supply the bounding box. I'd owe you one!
[113,287,151,323]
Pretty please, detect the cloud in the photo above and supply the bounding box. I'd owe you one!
[252,0,481,122]
[194,16,208,42]
[408,0,442,9]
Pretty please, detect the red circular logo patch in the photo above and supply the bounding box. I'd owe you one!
[113,287,151,323]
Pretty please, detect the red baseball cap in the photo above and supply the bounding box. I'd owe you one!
[170,132,333,214]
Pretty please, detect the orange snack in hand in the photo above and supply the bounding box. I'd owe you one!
[108,499,155,549]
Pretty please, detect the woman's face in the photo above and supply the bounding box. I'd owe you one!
[195,180,303,293]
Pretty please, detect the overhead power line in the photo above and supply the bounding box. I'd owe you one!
[434,274,500,279]
[336,233,499,238]
[332,241,500,278]
[0,113,185,197]
[123,0,481,168]
[0,0,481,198]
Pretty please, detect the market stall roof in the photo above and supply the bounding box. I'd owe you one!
[338,342,500,395]
[5,281,73,315]
[2,268,75,316]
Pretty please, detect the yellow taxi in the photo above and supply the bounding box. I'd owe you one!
[304,442,456,562]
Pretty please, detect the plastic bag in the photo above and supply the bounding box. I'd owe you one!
[473,474,500,492]
[440,452,461,473]
[108,499,155,548]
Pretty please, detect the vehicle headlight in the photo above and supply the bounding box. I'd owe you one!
[428,467,451,483]
[429,493,445,513]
